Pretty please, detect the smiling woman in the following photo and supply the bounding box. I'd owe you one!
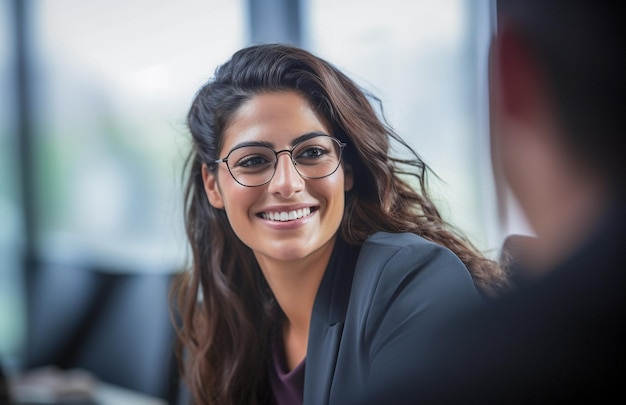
[202,92,350,266]
[170,43,510,405]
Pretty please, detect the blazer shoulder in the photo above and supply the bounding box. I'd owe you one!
[347,232,481,367]
[360,231,456,264]
[363,231,437,249]
[356,231,473,290]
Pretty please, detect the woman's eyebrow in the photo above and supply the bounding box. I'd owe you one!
[291,131,332,146]
[229,140,273,150]
[229,131,331,151]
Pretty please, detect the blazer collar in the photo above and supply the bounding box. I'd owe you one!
[303,237,359,404]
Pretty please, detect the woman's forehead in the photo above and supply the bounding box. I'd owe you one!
[220,91,330,152]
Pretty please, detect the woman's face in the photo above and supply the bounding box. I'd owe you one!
[202,91,353,265]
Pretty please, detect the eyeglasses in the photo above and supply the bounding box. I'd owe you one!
[213,135,347,187]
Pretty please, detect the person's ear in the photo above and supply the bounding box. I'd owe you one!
[493,22,543,123]
[202,164,225,209]
[343,163,354,192]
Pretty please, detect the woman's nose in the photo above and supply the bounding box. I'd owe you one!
[267,153,305,197]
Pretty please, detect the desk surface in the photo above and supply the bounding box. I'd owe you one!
[6,371,168,405]
[94,383,167,405]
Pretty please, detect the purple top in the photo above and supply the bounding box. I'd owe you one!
[268,332,305,405]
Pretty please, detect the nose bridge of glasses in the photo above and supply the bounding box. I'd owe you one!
[273,149,300,176]
[269,148,308,188]
[275,148,294,159]
[274,149,298,167]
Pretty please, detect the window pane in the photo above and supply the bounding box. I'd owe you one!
[0,0,26,367]
[307,0,500,253]
[31,0,245,269]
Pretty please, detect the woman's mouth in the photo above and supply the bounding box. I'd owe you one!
[260,207,315,222]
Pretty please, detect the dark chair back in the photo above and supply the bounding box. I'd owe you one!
[23,260,179,402]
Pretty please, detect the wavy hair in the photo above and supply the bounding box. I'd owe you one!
[171,43,509,405]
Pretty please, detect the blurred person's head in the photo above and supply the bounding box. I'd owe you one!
[490,1,625,272]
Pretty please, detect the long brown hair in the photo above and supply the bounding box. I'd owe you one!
[171,43,509,405]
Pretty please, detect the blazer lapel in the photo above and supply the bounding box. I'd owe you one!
[304,321,344,404]
[303,238,358,404]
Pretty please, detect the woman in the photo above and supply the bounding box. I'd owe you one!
[171,43,508,405]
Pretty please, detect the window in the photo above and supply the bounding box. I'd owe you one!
[0,0,25,366]
[307,0,502,254]
[1,0,246,369]
[30,0,245,269]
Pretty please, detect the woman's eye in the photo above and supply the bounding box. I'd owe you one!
[236,155,271,168]
[298,146,327,159]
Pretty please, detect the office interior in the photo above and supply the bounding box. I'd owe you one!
[0,0,531,403]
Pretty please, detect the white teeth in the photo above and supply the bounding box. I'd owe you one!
[262,207,311,221]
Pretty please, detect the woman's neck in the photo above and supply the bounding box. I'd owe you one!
[256,238,336,369]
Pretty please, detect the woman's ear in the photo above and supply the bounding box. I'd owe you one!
[343,163,354,191]
[202,164,225,209]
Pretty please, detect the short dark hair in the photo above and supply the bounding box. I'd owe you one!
[497,1,625,188]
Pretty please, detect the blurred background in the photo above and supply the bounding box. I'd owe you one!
[0,0,530,402]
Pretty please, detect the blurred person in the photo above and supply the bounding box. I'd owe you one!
[170,43,508,405]
[356,0,626,403]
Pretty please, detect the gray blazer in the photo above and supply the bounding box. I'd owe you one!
[303,232,481,404]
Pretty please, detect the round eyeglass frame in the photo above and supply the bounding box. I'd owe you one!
[213,135,347,187]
